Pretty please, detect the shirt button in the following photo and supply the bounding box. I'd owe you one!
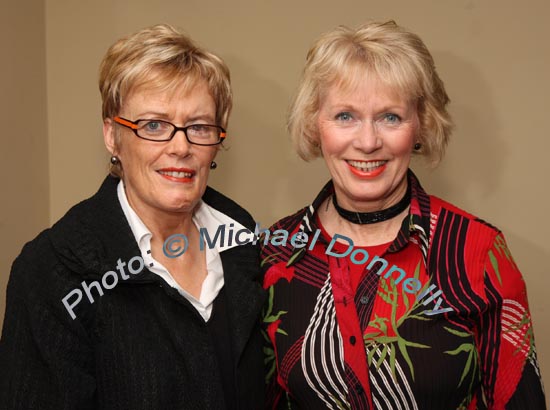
[349,336,356,345]
[360,296,369,305]
[356,383,364,393]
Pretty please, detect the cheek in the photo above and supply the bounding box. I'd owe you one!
[390,127,416,156]
[121,142,163,169]
[318,126,343,157]
[197,148,217,169]
[396,140,414,156]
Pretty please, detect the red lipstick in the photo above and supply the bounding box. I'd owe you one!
[347,161,387,178]
[157,167,195,183]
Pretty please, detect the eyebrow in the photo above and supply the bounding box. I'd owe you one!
[377,104,410,113]
[135,112,171,120]
[185,114,216,124]
[326,102,411,113]
[135,112,216,124]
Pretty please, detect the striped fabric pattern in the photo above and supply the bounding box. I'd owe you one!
[261,170,546,409]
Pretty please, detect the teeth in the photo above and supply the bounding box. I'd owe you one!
[159,171,193,178]
[347,160,386,171]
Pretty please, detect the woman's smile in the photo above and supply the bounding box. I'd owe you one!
[157,167,196,183]
[346,160,388,178]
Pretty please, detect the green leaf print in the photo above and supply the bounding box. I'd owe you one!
[264,310,288,323]
[262,285,288,384]
[286,248,305,267]
[443,327,479,391]
[443,326,472,338]
[505,309,535,359]
[261,252,282,268]
[364,261,432,381]
[488,250,502,286]
[445,343,473,356]
[493,234,514,263]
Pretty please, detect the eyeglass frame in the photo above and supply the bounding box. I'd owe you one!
[113,116,226,146]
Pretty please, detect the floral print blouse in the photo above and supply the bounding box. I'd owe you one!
[261,170,545,409]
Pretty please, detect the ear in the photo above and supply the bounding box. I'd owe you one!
[103,118,117,155]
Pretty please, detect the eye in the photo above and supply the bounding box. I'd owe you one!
[186,124,219,141]
[335,112,353,122]
[383,113,401,124]
[139,120,168,133]
[188,124,209,133]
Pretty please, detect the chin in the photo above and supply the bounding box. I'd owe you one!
[174,199,199,212]
[153,194,193,212]
[343,183,388,202]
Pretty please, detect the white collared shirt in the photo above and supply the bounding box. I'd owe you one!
[117,181,249,321]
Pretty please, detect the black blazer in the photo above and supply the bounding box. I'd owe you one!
[0,176,265,409]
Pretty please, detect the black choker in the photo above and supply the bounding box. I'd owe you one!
[332,184,411,224]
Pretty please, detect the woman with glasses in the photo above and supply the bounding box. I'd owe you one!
[0,24,264,409]
[261,21,546,409]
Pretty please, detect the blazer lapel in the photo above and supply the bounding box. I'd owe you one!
[221,245,265,362]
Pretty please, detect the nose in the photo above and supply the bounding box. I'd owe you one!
[352,120,382,152]
[167,129,192,156]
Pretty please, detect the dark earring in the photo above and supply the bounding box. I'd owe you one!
[414,143,422,151]
[110,156,119,164]
[210,161,217,169]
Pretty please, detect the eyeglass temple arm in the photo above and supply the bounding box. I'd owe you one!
[114,116,138,129]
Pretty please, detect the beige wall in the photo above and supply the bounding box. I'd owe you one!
[0,1,49,328]
[1,0,548,404]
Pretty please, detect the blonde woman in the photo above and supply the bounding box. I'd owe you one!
[1,25,264,409]
[262,21,545,409]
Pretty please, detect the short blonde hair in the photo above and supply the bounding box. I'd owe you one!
[99,24,232,176]
[288,20,453,166]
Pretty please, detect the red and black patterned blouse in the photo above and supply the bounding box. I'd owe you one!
[261,170,546,409]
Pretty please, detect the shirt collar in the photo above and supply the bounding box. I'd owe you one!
[287,168,432,266]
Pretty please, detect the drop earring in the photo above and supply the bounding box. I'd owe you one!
[110,156,119,164]
[210,161,217,169]
[414,143,422,151]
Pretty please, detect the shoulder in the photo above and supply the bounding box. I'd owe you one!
[428,194,502,252]
[259,206,309,262]
[7,224,97,329]
[47,176,125,269]
[49,175,120,236]
[9,229,58,297]
[8,176,123,300]
[267,206,309,233]
[430,195,500,230]
[202,185,256,230]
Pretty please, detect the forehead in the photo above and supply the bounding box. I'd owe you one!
[122,77,215,115]
[322,72,411,108]
[322,59,416,103]
[124,65,213,102]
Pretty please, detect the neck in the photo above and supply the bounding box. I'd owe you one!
[142,209,196,241]
[332,181,411,224]
[318,179,411,246]
[319,199,408,246]
[125,189,197,240]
